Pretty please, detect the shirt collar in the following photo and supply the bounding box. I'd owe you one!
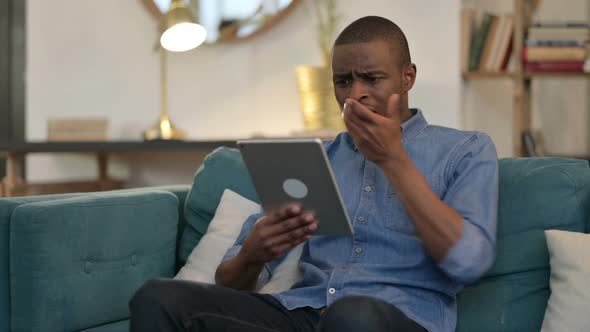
[346,108,428,152]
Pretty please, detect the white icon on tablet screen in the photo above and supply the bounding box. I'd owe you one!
[283,178,308,199]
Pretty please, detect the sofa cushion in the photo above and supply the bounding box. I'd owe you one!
[457,157,590,332]
[9,190,178,332]
[180,147,259,265]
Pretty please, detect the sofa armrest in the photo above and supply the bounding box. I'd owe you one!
[9,190,178,332]
[2,192,91,332]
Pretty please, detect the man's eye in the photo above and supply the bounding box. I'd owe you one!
[335,79,350,87]
[366,77,380,84]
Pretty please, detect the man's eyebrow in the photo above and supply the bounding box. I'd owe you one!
[357,70,388,76]
[333,69,388,76]
[333,72,352,78]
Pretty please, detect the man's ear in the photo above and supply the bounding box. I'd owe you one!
[402,64,417,93]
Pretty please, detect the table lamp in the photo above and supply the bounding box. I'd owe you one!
[144,0,207,140]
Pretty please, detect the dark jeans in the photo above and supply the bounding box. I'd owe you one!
[129,278,427,332]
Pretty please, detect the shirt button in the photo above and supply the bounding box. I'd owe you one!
[357,216,365,222]
[328,288,336,294]
[364,186,372,192]
[355,247,363,254]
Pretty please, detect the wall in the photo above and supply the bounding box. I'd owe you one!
[25,0,461,185]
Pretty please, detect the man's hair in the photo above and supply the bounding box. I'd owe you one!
[334,16,411,68]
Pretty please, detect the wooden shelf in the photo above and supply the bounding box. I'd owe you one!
[462,71,515,79]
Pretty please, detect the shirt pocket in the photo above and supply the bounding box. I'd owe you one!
[384,185,415,234]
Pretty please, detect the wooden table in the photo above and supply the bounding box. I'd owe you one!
[0,140,236,197]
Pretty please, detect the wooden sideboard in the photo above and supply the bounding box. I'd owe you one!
[0,140,236,197]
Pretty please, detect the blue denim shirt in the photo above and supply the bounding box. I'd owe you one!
[222,109,499,332]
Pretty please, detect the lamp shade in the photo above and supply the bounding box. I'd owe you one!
[160,0,206,52]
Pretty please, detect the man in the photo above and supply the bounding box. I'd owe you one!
[130,16,498,332]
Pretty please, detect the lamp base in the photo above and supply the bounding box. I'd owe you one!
[143,115,186,140]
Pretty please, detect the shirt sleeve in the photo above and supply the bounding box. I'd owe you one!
[438,132,499,285]
[220,212,291,290]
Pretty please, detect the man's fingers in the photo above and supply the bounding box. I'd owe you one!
[345,99,377,124]
[263,212,316,237]
[343,102,370,133]
[268,221,317,247]
[270,234,312,257]
[344,112,370,146]
[267,203,302,224]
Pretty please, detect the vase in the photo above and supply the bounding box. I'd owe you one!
[295,65,345,132]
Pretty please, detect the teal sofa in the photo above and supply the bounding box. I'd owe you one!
[1,147,589,332]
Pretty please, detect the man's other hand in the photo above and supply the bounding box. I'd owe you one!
[238,203,318,266]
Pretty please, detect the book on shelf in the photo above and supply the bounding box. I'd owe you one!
[530,21,589,29]
[460,8,475,73]
[47,118,108,142]
[462,9,513,73]
[526,40,586,47]
[478,16,500,71]
[525,60,585,72]
[48,132,108,141]
[493,15,514,71]
[468,13,494,71]
[522,46,586,62]
[528,27,590,41]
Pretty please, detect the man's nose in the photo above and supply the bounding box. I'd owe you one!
[349,80,368,101]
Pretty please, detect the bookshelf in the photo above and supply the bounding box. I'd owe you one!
[461,0,589,157]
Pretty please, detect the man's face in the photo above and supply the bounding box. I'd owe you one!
[332,41,402,117]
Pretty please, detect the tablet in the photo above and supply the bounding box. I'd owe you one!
[237,138,353,236]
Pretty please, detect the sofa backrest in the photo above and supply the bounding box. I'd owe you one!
[457,157,590,332]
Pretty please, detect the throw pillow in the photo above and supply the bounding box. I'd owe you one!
[540,230,590,332]
[175,189,260,283]
[175,189,303,293]
[179,147,259,265]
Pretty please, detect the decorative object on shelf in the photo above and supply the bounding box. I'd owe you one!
[295,0,344,132]
[142,0,301,44]
[47,118,108,142]
[144,0,206,141]
[522,129,546,157]
[295,66,344,131]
